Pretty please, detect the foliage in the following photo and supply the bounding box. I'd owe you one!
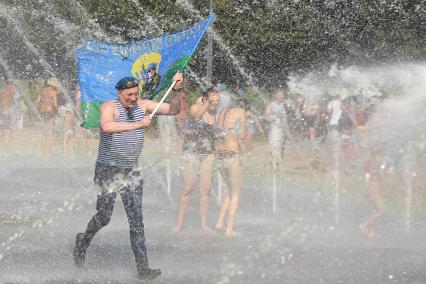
[0,0,424,89]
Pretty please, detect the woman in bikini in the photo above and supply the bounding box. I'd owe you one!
[214,98,246,236]
[174,88,221,233]
[359,151,385,239]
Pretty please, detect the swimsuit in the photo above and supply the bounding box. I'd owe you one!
[215,108,242,167]
[216,149,237,159]
[182,118,220,161]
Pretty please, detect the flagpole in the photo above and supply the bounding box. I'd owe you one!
[206,0,214,85]
[206,1,221,203]
[149,80,177,118]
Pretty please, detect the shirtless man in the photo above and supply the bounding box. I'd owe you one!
[300,94,319,148]
[37,78,60,155]
[214,98,246,236]
[174,88,221,233]
[0,81,16,145]
[57,103,76,155]
[340,98,359,174]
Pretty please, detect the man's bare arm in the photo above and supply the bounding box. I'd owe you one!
[143,72,185,116]
[144,91,186,115]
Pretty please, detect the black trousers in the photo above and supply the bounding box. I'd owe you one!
[83,162,149,269]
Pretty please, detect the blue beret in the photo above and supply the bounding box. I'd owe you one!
[115,77,139,90]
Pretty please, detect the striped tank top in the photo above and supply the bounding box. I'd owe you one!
[97,100,145,169]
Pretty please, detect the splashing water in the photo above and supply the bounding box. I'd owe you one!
[1,2,426,283]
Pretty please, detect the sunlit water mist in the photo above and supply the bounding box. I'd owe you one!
[176,0,264,96]
[287,63,426,153]
[1,1,426,282]
[0,1,202,272]
[287,63,426,229]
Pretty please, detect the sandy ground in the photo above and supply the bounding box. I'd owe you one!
[1,128,426,283]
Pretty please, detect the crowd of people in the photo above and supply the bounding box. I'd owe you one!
[0,78,95,156]
[0,77,375,161]
[0,75,418,279]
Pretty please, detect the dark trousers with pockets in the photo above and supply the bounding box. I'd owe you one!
[82,162,149,269]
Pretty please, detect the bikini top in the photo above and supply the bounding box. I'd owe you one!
[219,108,242,136]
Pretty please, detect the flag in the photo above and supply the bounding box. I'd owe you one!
[77,15,213,128]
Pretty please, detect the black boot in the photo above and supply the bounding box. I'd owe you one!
[137,267,162,280]
[73,233,88,267]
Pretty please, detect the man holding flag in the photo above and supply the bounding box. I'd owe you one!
[73,15,212,279]
[73,72,185,280]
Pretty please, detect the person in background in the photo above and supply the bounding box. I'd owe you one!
[339,97,359,175]
[359,96,387,240]
[214,98,246,236]
[265,88,290,166]
[315,98,329,140]
[300,93,319,149]
[327,94,342,134]
[57,103,76,155]
[37,78,60,156]
[236,89,264,153]
[73,84,82,121]
[0,81,18,145]
[359,150,385,239]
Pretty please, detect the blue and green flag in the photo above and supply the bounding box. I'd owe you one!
[77,15,213,128]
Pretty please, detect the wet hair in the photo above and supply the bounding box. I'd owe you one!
[202,87,218,101]
[236,98,250,111]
